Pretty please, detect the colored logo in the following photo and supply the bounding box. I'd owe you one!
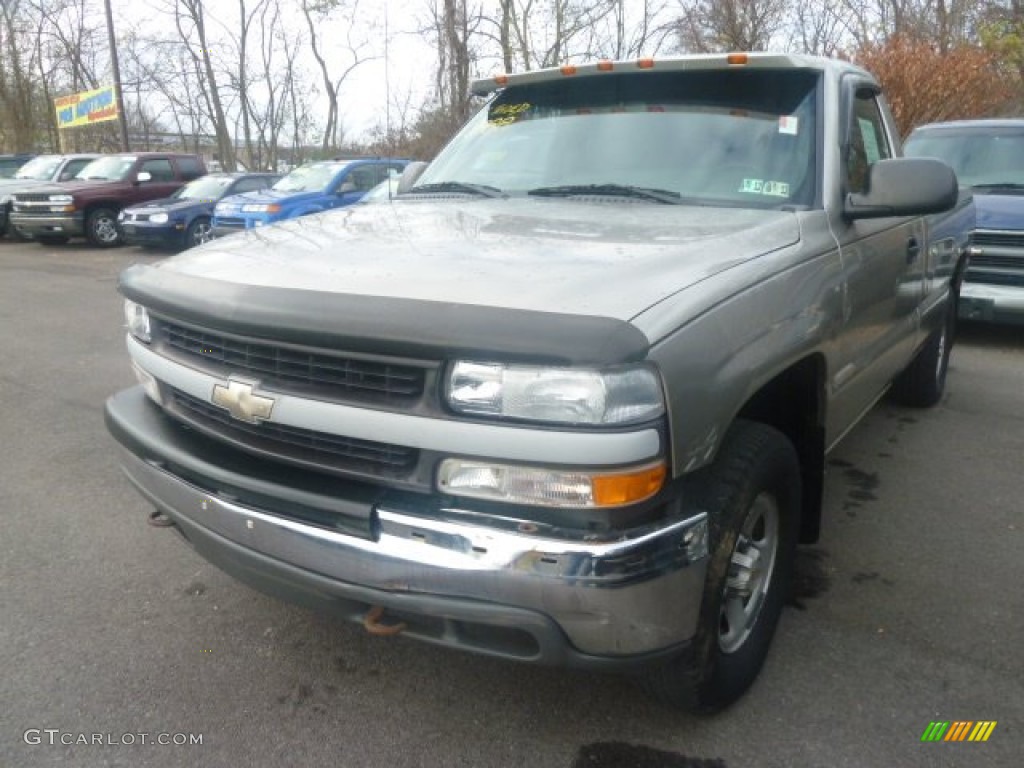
[921,721,997,742]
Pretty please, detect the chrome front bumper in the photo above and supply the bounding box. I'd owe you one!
[960,282,1024,323]
[8,212,84,236]
[107,389,709,664]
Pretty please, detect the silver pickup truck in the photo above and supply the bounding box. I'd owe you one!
[105,54,972,712]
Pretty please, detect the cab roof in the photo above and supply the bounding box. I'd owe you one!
[471,52,873,96]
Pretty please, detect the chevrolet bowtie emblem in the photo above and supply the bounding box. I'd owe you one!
[211,380,275,424]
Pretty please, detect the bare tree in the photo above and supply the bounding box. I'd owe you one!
[171,0,236,169]
[786,0,857,55]
[675,0,791,52]
[301,0,378,153]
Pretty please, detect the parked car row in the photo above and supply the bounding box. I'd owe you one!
[0,152,408,250]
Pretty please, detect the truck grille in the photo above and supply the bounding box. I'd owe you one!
[169,388,419,477]
[971,231,1024,249]
[123,212,152,222]
[12,193,50,203]
[155,319,426,402]
[968,229,1024,286]
[214,217,246,229]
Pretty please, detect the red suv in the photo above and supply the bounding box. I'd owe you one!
[10,153,206,247]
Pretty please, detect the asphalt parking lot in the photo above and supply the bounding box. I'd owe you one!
[1,239,1021,768]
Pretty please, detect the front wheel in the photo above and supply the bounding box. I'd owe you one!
[642,421,801,713]
[184,216,212,249]
[889,300,954,408]
[85,207,122,247]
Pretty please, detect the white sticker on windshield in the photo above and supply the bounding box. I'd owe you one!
[779,116,799,135]
[741,179,790,197]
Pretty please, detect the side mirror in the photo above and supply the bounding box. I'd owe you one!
[338,181,357,194]
[397,161,429,194]
[136,171,152,184]
[845,158,958,220]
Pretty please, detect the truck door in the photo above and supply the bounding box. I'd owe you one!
[829,84,926,439]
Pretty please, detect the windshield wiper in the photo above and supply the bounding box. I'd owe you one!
[971,182,1024,191]
[404,181,506,198]
[528,183,681,204]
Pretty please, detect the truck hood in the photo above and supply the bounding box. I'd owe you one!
[24,179,121,196]
[159,198,800,322]
[0,178,54,194]
[973,192,1024,231]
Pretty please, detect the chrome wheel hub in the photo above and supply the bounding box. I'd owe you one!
[719,492,780,654]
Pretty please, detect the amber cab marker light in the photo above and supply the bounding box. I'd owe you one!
[727,53,749,65]
[494,74,509,87]
[637,58,655,69]
[597,60,614,72]
[560,65,578,76]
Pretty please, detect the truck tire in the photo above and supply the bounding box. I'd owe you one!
[642,421,800,713]
[889,300,953,408]
[85,207,122,247]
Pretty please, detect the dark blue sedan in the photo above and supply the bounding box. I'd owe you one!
[120,172,280,250]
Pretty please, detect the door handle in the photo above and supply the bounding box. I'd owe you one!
[906,236,921,263]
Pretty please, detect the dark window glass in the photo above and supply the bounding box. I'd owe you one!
[847,89,891,194]
[141,159,174,182]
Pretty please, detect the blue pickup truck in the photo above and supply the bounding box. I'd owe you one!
[904,119,1024,324]
[210,157,408,238]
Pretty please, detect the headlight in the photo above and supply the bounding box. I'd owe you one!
[48,194,73,203]
[438,459,666,508]
[241,203,281,213]
[0,193,11,205]
[149,212,168,224]
[117,210,126,221]
[447,361,664,425]
[214,204,230,214]
[124,299,151,343]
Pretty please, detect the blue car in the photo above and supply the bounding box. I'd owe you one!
[904,119,1024,324]
[210,157,408,238]
[120,172,280,250]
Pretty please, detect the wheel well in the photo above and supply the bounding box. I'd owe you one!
[85,202,121,218]
[735,355,826,543]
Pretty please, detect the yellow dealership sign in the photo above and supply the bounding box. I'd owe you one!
[54,86,119,129]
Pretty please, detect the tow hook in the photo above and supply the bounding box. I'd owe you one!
[147,510,175,528]
[362,605,407,637]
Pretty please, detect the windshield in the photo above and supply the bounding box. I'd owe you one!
[417,68,819,209]
[273,163,346,193]
[76,155,137,181]
[904,128,1024,190]
[176,175,234,200]
[15,156,62,180]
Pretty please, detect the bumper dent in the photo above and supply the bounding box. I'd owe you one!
[107,388,708,662]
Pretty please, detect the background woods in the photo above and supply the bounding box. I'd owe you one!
[2,0,1023,164]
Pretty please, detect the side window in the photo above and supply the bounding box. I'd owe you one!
[60,158,92,181]
[347,167,377,191]
[140,159,174,182]
[176,157,204,181]
[232,177,268,194]
[847,88,892,194]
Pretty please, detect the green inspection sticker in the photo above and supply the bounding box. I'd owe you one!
[741,178,789,197]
